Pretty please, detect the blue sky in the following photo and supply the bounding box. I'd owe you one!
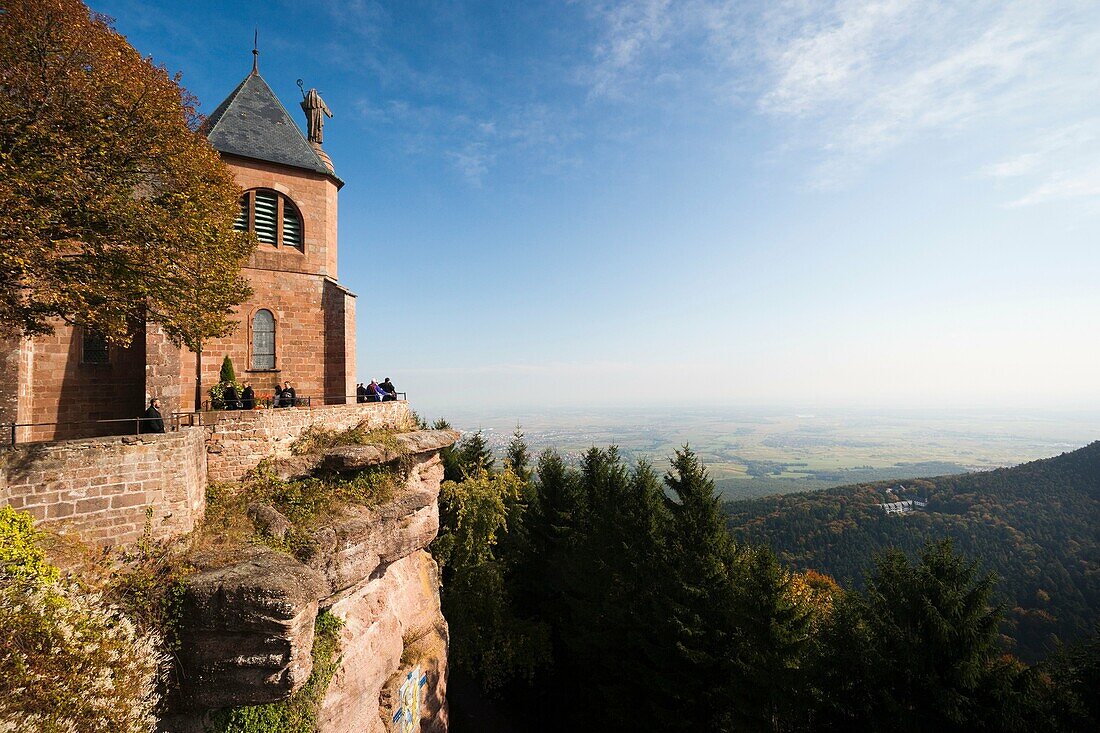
[92,0,1100,416]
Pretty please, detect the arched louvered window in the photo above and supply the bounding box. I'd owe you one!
[251,309,276,370]
[234,189,304,250]
[282,205,302,248]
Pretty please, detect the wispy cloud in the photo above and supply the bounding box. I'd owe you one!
[583,0,1100,197]
[980,120,1100,207]
[447,143,495,186]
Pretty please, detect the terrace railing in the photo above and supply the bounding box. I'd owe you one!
[1,412,208,446]
[203,392,407,411]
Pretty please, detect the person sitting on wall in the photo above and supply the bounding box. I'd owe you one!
[366,379,381,403]
[223,383,240,410]
[356,382,367,403]
[241,381,255,410]
[280,381,297,408]
[143,397,165,434]
[380,377,397,402]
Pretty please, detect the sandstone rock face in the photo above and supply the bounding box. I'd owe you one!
[262,453,323,481]
[323,429,460,473]
[320,550,449,733]
[247,502,292,542]
[306,453,444,596]
[177,547,327,708]
[172,430,456,731]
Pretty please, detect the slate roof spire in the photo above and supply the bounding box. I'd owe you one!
[202,56,341,183]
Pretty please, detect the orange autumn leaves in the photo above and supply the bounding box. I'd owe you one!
[0,0,253,348]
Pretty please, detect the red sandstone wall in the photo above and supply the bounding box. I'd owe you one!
[222,154,339,279]
[0,427,207,547]
[0,336,21,428]
[323,280,357,405]
[177,269,340,413]
[146,324,183,412]
[7,322,148,442]
[169,154,352,414]
[206,401,413,483]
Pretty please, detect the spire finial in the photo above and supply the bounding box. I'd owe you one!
[251,29,259,74]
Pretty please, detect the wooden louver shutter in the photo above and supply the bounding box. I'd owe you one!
[254,190,278,244]
[283,205,302,248]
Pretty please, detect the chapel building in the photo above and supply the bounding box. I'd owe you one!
[0,60,358,441]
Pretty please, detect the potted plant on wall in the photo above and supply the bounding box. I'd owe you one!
[208,356,243,410]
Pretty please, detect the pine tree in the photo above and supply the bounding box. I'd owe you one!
[662,446,740,731]
[723,546,816,732]
[457,430,494,477]
[505,428,532,482]
[432,418,464,482]
[815,539,1022,731]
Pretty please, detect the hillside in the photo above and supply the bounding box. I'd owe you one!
[725,441,1100,662]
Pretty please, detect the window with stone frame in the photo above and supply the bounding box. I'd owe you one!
[81,328,109,365]
[234,188,304,250]
[251,309,276,370]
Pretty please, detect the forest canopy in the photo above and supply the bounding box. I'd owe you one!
[725,441,1100,663]
[432,430,1099,732]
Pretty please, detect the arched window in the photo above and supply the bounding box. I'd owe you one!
[234,189,304,250]
[251,309,276,370]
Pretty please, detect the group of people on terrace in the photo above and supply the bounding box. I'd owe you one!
[221,380,296,410]
[357,378,398,403]
[140,376,400,434]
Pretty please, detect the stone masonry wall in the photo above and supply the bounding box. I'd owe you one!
[205,401,413,483]
[0,427,207,546]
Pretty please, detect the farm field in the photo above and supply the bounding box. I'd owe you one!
[436,406,1099,500]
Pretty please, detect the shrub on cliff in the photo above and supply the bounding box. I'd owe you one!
[0,505,59,585]
[0,508,167,733]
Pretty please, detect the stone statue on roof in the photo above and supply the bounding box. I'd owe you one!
[299,86,333,145]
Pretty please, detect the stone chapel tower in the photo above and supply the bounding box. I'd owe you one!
[0,57,359,441]
[177,60,357,411]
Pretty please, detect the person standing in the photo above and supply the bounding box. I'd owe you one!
[241,382,255,410]
[143,397,165,434]
[223,383,240,410]
[380,377,397,402]
[281,381,297,408]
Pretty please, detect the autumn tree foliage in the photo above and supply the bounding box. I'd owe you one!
[0,0,253,347]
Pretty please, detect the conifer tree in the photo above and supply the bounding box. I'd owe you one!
[218,355,237,386]
[432,418,464,482]
[723,546,816,732]
[814,540,1022,731]
[662,446,739,731]
[505,428,532,482]
[457,430,494,477]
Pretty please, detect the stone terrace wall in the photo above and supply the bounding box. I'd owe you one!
[205,401,413,483]
[0,428,207,547]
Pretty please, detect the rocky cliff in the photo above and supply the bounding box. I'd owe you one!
[164,429,458,733]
